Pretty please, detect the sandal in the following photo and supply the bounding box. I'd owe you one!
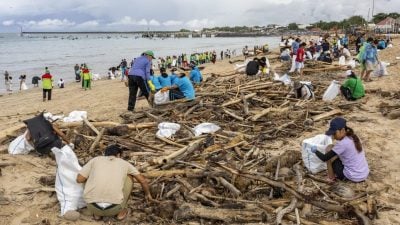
[326,177,336,184]
[116,208,130,221]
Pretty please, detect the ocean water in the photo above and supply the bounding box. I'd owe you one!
[0,33,280,93]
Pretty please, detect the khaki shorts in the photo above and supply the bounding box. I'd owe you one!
[365,61,376,72]
[87,177,133,217]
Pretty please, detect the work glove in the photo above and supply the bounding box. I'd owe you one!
[147,80,156,92]
[310,145,318,153]
[68,143,75,150]
[161,87,169,93]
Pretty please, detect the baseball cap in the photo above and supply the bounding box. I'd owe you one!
[325,117,346,136]
[143,50,155,58]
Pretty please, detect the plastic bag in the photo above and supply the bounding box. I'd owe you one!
[374,62,388,77]
[306,51,313,60]
[154,90,170,105]
[52,145,86,216]
[274,73,291,85]
[322,80,340,102]
[301,134,333,174]
[193,123,221,137]
[63,111,87,123]
[338,56,346,66]
[8,131,34,155]
[347,60,356,69]
[289,55,297,72]
[156,122,181,138]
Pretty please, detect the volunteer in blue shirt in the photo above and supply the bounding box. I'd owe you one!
[158,67,172,87]
[149,74,162,92]
[161,72,195,100]
[127,50,154,111]
[170,68,178,85]
[189,62,202,85]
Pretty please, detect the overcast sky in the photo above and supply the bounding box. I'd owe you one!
[0,0,399,32]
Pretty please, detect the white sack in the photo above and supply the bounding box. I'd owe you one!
[156,122,181,138]
[52,145,86,216]
[322,80,340,102]
[274,73,291,85]
[301,134,333,174]
[63,111,87,123]
[8,131,34,155]
[193,123,221,137]
[373,61,389,77]
[338,56,346,66]
[154,90,170,105]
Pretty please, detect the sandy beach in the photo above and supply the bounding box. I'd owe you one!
[1,39,400,225]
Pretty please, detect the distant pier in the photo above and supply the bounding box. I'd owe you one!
[20,31,277,38]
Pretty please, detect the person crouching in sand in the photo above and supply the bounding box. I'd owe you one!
[76,145,153,221]
[310,117,369,183]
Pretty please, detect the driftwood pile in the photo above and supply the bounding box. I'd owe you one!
[0,73,380,224]
[33,74,381,225]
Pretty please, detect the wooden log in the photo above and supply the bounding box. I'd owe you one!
[0,124,25,142]
[276,164,303,225]
[183,102,200,118]
[165,184,182,198]
[174,203,267,223]
[312,109,342,122]
[269,159,280,199]
[0,162,16,168]
[222,93,257,107]
[143,169,204,178]
[156,136,186,148]
[251,107,289,121]
[89,128,105,153]
[196,92,225,97]
[222,108,244,121]
[149,138,204,166]
[217,163,347,213]
[258,204,318,225]
[83,118,100,135]
[58,121,157,129]
[303,65,346,73]
[144,111,162,122]
[211,176,242,197]
[241,92,250,115]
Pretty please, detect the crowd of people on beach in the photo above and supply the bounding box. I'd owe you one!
[7,31,399,223]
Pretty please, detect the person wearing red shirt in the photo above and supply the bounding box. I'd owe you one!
[295,42,307,76]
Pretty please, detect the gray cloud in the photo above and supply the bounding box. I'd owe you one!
[0,0,399,32]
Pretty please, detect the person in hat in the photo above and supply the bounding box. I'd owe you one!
[41,68,53,101]
[293,81,314,100]
[127,50,154,111]
[170,68,178,85]
[310,117,369,182]
[189,61,202,85]
[77,145,153,221]
[158,67,172,88]
[161,72,195,101]
[340,70,365,101]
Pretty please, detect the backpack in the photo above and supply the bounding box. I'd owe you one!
[246,61,259,76]
[23,113,62,154]
[296,83,314,100]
